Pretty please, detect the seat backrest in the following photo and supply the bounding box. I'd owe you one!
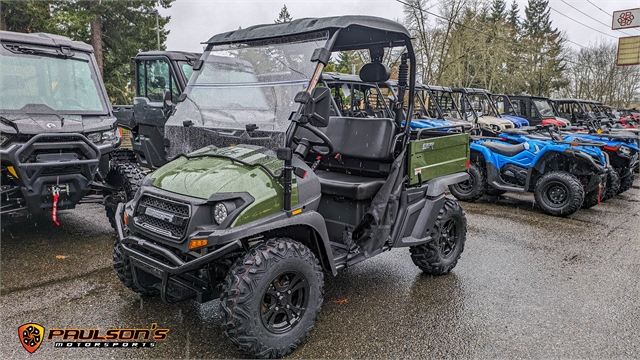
[323,116,397,162]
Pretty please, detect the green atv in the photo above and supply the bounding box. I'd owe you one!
[113,16,470,358]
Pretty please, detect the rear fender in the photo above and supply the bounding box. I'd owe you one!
[392,172,468,247]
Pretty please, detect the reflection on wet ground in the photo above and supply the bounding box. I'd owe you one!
[1,180,639,358]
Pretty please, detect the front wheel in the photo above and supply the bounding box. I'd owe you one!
[618,170,634,194]
[534,171,584,216]
[601,169,620,202]
[410,199,467,275]
[220,238,324,359]
[113,241,158,296]
[448,162,486,202]
[104,161,145,230]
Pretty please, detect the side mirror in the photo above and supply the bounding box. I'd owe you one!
[296,87,331,128]
[162,89,173,118]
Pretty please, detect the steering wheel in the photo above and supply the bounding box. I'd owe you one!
[292,123,334,156]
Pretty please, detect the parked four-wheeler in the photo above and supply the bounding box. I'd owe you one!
[112,16,471,358]
[450,126,608,216]
[488,93,530,128]
[113,51,200,169]
[0,30,143,227]
[563,119,639,192]
[498,126,620,208]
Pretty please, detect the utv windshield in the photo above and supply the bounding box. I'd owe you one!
[0,45,107,114]
[467,93,498,117]
[533,99,555,117]
[174,32,329,139]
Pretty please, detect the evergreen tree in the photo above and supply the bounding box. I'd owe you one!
[275,4,292,23]
[507,0,520,29]
[488,0,506,23]
[522,0,565,96]
[0,1,54,33]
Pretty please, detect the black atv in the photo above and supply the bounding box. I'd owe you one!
[0,30,143,227]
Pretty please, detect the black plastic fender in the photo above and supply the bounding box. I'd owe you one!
[392,172,469,247]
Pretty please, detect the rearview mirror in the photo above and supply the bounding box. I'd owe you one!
[298,87,331,128]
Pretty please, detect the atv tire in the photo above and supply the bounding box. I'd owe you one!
[534,171,584,216]
[582,188,601,209]
[601,169,620,202]
[220,238,324,359]
[110,148,138,164]
[618,169,634,194]
[104,161,145,230]
[113,241,158,296]
[449,162,486,202]
[410,199,467,275]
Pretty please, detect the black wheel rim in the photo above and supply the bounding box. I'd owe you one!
[439,219,459,258]
[544,182,569,207]
[455,175,475,194]
[261,271,309,334]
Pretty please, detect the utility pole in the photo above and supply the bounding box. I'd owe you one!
[148,9,160,50]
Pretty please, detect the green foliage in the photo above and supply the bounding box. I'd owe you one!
[0,1,55,33]
[488,0,506,23]
[507,0,520,29]
[0,0,173,104]
[275,4,292,23]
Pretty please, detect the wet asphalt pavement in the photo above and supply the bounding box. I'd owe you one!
[1,179,638,359]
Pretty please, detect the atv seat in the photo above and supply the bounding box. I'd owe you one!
[481,142,526,157]
[297,116,397,200]
[314,171,385,200]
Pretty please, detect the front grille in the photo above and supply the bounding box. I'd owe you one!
[135,194,190,240]
[140,195,190,217]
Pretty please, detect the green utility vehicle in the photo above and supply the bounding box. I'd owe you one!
[113,16,470,358]
[113,51,200,169]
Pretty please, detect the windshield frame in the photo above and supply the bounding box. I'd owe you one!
[0,44,110,116]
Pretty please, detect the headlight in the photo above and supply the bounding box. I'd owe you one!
[213,203,228,225]
[87,129,120,144]
[491,124,500,131]
[618,145,631,156]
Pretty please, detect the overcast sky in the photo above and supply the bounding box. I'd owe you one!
[160,0,640,53]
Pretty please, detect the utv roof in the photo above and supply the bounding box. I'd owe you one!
[205,16,411,51]
[510,95,551,100]
[452,87,491,94]
[135,50,201,62]
[425,85,453,92]
[0,30,94,53]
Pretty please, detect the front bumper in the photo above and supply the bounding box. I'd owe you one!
[116,203,241,303]
[0,133,119,213]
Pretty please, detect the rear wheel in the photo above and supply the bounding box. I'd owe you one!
[448,162,486,202]
[410,199,467,275]
[534,171,584,216]
[601,170,620,202]
[220,238,324,359]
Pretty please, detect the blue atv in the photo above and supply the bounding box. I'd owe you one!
[449,131,608,216]
[498,126,616,209]
[563,120,639,193]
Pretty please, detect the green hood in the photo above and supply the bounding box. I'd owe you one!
[151,145,297,226]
